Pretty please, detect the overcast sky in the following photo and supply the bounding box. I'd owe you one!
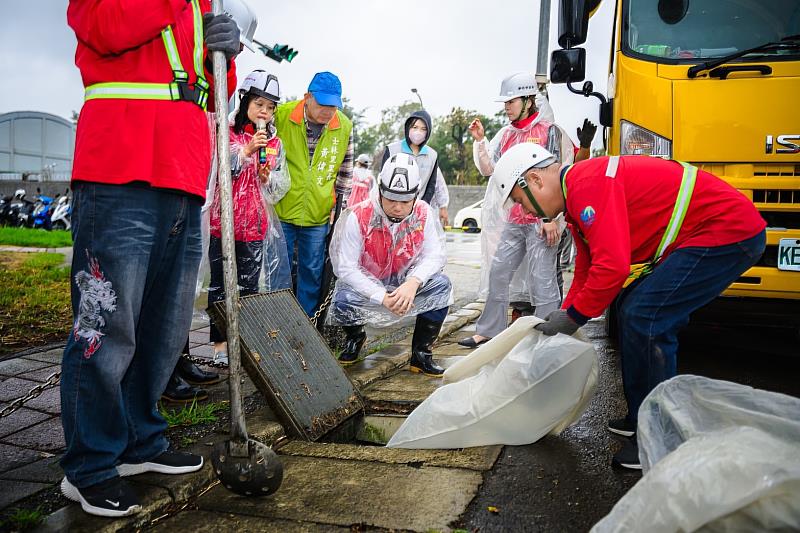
[1,0,614,148]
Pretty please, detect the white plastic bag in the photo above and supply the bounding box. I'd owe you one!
[387,319,598,449]
[592,376,800,533]
[592,427,800,533]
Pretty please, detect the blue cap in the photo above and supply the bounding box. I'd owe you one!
[308,71,343,108]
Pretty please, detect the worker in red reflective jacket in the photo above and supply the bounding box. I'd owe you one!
[492,144,766,470]
[60,0,239,517]
[328,153,453,376]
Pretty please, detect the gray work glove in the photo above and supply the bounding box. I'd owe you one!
[203,12,240,62]
[577,118,597,149]
[534,309,580,336]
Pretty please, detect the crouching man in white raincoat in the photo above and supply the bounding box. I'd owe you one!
[328,153,453,376]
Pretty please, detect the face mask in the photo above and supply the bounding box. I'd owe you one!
[408,129,426,146]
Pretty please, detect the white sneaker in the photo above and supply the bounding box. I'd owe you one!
[213,351,228,365]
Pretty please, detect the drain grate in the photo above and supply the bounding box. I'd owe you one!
[213,290,363,440]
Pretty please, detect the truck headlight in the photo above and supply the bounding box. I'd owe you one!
[620,120,671,157]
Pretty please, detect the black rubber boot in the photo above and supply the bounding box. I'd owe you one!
[338,325,366,366]
[409,316,444,376]
[161,371,208,403]
[176,356,221,386]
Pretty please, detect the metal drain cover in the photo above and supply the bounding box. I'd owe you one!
[213,290,363,440]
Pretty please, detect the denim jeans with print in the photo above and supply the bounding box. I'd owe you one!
[60,182,202,488]
[613,230,766,427]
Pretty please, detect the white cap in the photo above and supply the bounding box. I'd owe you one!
[495,72,539,103]
[378,153,421,202]
[492,143,558,208]
[223,0,258,52]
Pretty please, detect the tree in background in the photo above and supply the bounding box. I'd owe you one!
[428,108,504,185]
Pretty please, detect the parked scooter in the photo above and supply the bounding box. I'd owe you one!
[0,193,12,225]
[6,189,35,227]
[32,188,55,230]
[51,190,72,231]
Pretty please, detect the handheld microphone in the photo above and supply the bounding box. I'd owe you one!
[256,119,267,165]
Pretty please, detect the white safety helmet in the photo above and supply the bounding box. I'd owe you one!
[239,69,281,103]
[378,153,420,202]
[223,0,258,52]
[356,153,372,166]
[496,72,539,102]
[493,143,558,210]
[13,189,25,200]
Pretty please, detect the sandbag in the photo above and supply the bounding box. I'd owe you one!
[387,323,598,449]
[592,376,800,532]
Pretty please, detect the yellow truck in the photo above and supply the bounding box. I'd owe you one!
[550,0,800,329]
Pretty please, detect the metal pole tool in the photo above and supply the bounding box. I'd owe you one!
[209,0,283,496]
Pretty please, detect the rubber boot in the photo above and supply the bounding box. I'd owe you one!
[409,316,444,376]
[338,325,366,366]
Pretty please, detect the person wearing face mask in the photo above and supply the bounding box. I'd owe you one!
[458,72,595,349]
[381,110,450,227]
[327,153,453,376]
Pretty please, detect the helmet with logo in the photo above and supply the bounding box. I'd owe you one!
[379,153,420,202]
[223,0,258,52]
[492,142,558,211]
[496,72,539,103]
[239,70,280,103]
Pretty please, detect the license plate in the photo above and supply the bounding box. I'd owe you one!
[777,238,800,272]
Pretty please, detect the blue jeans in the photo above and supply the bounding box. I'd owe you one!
[330,272,452,326]
[60,182,202,488]
[614,230,766,426]
[279,222,328,316]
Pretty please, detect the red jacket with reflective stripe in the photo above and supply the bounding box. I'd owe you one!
[355,201,427,279]
[67,0,236,198]
[562,156,766,319]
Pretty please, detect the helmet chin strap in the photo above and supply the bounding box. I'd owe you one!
[516,175,551,221]
[380,194,415,223]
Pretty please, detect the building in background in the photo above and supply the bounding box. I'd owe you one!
[0,111,75,181]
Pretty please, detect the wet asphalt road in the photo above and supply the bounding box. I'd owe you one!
[448,231,800,531]
[457,313,799,532]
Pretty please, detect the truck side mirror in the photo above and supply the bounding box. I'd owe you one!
[557,0,600,48]
[550,48,586,84]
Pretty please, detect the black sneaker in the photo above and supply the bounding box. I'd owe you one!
[61,476,141,518]
[612,439,643,470]
[117,449,203,477]
[607,417,636,437]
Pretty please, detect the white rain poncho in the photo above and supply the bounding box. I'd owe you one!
[348,166,374,206]
[204,121,291,330]
[592,375,800,533]
[474,113,575,305]
[327,188,453,327]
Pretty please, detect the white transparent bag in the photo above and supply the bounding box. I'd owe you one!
[387,317,598,449]
[592,375,800,533]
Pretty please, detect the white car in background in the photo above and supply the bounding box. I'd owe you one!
[452,199,483,233]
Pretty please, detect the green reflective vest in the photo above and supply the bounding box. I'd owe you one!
[274,100,353,226]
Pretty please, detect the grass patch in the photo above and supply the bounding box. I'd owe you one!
[366,341,391,355]
[0,227,72,248]
[1,506,45,531]
[0,252,71,355]
[159,399,228,427]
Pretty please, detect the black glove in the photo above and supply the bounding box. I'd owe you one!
[203,12,240,62]
[577,118,597,149]
[534,309,580,336]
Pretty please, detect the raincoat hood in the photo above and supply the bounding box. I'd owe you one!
[404,109,432,148]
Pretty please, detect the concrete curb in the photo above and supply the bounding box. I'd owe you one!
[36,303,484,532]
